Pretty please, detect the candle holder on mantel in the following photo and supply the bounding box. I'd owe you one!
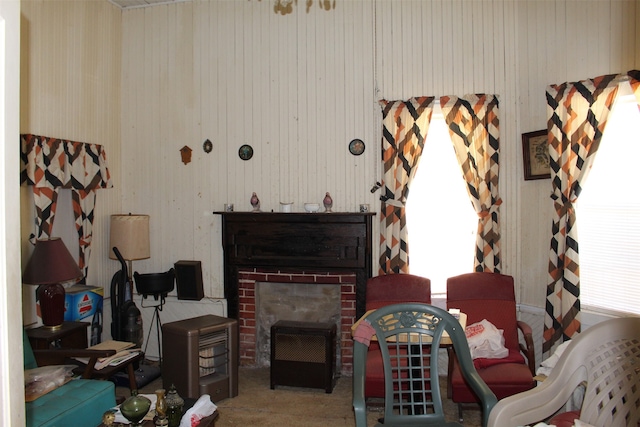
[250,192,260,212]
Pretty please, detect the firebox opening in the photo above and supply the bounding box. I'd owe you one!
[255,282,342,370]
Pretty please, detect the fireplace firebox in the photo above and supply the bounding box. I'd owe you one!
[214,211,374,375]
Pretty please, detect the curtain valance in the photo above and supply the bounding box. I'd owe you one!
[20,134,112,190]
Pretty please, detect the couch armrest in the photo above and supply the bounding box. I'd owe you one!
[517,320,535,375]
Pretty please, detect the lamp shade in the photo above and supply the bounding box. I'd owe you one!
[23,238,82,328]
[22,238,82,285]
[109,214,150,260]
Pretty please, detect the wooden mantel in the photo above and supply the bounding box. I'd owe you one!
[214,212,375,319]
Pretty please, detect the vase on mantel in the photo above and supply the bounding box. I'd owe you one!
[250,192,260,212]
[323,192,333,212]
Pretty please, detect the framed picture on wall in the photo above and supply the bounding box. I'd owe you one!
[522,130,551,180]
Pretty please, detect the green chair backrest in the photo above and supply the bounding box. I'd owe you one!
[24,329,38,370]
[352,303,498,427]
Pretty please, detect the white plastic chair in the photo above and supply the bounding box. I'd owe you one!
[488,316,640,427]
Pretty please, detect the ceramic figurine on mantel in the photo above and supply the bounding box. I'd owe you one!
[250,192,260,212]
[323,192,333,212]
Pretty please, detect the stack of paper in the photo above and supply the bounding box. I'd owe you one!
[76,340,140,370]
[88,340,135,352]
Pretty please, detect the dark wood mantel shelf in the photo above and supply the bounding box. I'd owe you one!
[213,212,375,319]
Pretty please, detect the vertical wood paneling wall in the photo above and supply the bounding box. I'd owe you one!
[120,0,380,296]
[20,1,639,332]
[515,0,638,308]
[20,0,122,323]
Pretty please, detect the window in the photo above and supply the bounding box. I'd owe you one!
[576,82,640,316]
[405,102,477,296]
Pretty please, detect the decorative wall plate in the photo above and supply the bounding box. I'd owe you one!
[203,139,213,153]
[349,139,365,156]
[238,144,254,160]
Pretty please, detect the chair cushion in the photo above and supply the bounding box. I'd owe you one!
[23,329,38,370]
[365,346,434,398]
[548,411,640,427]
[365,274,431,311]
[473,349,525,370]
[365,348,385,398]
[364,274,431,399]
[450,356,535,402]
[25,378,116,427]
[447,273,520,352]
[548,410,580,427]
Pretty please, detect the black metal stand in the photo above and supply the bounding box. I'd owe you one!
[141,295,166,367]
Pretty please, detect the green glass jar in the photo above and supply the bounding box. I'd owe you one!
[120,390,152,427]
[165,384,184,427]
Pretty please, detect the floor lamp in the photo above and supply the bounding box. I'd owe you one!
[109,214,163,387]
[109,214,150,297]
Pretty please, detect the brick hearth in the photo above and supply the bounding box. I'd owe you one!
[237,268,356,375]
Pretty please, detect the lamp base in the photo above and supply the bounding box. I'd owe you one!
[38,283,66,330]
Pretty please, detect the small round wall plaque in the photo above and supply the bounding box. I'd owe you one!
[203,139,213,153]
[349,139,365,156]
[238,144,254,161]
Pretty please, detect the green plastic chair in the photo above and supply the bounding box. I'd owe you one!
[352,303,497,427]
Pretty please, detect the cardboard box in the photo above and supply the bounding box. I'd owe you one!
[64,285,104,321]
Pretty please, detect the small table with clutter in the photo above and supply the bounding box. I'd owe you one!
[99,392,219,427]
[97,412,218,427]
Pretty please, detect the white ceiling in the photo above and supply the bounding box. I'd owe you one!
[108,0,192,10]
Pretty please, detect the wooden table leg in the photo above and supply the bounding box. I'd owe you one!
[127,362,137,392]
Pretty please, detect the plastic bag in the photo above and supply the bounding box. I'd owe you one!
[465,319,508,359]
[536,338,574,377]
[24,365,76,400]
[179,394,217,427]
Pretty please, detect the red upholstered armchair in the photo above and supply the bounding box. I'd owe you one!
[364,273,431,399]
[446,272,535,421]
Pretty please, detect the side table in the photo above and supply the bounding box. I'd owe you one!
[26,321,89,350]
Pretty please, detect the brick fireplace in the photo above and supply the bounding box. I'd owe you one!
[237,268,356,374]
[215,211,374,377]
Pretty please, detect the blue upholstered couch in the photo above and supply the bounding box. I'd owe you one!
[24,330,116,427]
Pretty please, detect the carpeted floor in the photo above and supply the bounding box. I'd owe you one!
[120,366,482,426]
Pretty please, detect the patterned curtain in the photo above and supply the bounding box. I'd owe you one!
[440,94,502,272]
[21,134,113,281]
[72,190,97,279]
[30,187,60,241]
[378,97,435,274]
[543,74,619,355]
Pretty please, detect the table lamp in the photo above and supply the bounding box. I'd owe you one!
[109,214,150,295]
[23,237,83,329]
